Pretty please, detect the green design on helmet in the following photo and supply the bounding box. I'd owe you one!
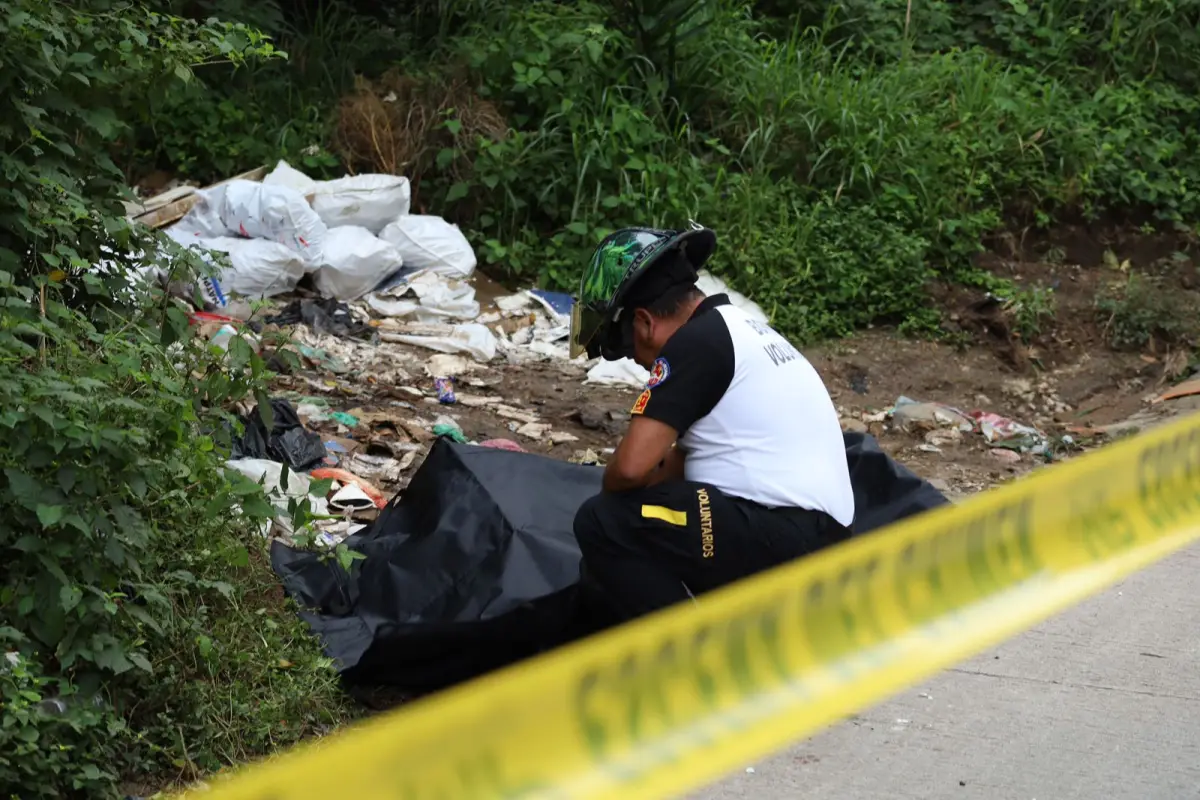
[570,224,717,360]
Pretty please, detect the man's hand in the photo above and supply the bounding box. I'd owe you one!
[602,416,679,493]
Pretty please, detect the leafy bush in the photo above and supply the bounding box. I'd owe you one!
[0,3,355,796]
[713,183,933,341]
[1096,273,1197,351]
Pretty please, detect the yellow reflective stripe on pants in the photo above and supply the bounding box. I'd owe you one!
[641,504,688,526]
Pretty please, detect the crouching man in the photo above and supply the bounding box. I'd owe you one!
[568,225,855,624]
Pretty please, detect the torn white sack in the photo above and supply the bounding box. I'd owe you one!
[218,180,327,263]
[312,174,411,234]
[193,236,309,298]
[313,225,405,302]
[378,214,477,278]
[164,185,229,245]
[262,159,318,197]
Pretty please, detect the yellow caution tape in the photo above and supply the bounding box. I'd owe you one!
[186,412,1200,800]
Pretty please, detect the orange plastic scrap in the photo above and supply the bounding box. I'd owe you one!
[1152,377,1200,404]
[309,468,387,509]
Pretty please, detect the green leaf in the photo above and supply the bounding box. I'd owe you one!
[57,466,76,493]
[241,494,276,519]
[226,545,250,568]
[196,634,213,658]
[308,478,334,497]
[125,604,164,635]
[566,221,589,235]
[4,468,39,498]
[128,652,153,673]
[255,390,275,432]
[59,584,82,613]
[229,475,267,496]
[36,504,64,527]
[93,645,134,675]
[12,535,42,553]
[446,182,470,203]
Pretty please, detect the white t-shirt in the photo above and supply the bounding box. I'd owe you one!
[630,294,855,526]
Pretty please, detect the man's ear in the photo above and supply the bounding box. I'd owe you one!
[633,307,653,334]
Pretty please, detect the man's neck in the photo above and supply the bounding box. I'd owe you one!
[679,295,705,320]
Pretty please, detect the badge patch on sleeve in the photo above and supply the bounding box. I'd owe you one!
[646,357,671,389]
[631,389,650,415]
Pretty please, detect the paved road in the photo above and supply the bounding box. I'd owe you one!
[692,544,1200,800]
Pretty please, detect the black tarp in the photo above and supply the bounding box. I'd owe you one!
[271,432,949,693]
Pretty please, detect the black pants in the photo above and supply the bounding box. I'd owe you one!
[573,481,852,625]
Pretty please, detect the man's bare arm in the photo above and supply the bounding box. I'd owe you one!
[602,416,678,493]
[645,444,685,486]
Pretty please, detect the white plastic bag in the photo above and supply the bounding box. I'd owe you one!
[366,269,480,321]
[312,174,411,233]
[378,214,476,278]
[198,237,309,298]
[165,184,230,245]
[263,159,318,197]
[586,358,649,388]
[223,458,329,538]
[313,226,405,301]
[218,180,327,263]
[382,322,497,362]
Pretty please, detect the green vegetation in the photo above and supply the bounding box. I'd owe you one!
[140,0,1200,343]
[5,0,1200,796]
[1097,272,1198,350]
[0,2,354,797]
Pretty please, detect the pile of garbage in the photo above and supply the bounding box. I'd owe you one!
[163,160,476,302]
[131,161,776,545]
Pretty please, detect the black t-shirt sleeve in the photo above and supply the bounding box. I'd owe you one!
[630,310,735,434]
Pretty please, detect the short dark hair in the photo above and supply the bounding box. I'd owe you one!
[634,283,704,319]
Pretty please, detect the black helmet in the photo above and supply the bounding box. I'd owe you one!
[569,223,716,360]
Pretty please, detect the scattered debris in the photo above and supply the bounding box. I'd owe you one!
[569,449,605,465]
[924,428,962,448]
[330,411,359,427]
[434,376,456,404]
[988,449,1022,464]
[432,422,469,443]
[971,411,1047,454]
[309,467,387,509]
[1152,376,1200,404]
[840,417,869,434]
[479,438,525,452]
[891,396,974,432]
[574,405,626,436]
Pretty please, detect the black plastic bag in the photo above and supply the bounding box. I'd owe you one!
[272,434,949,693]
[266,298,373,340]
[232,398,326,470]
